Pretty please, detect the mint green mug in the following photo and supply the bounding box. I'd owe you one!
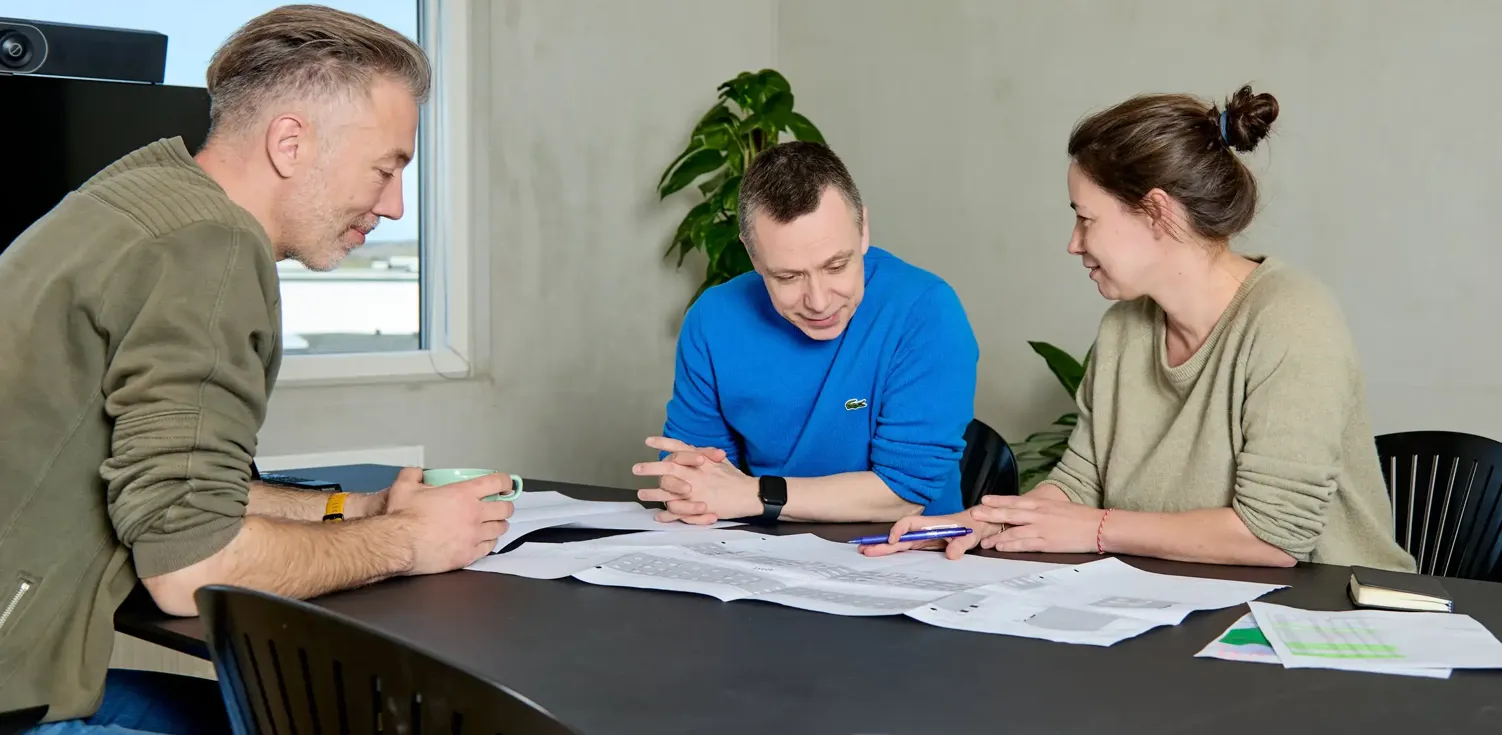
[421,468,522,501]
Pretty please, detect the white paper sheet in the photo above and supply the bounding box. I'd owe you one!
[487,492,744,552]
[1248,602,1502,672]
[472,533,1282,644]
[1195,613,1451,679]
[750,550,1061,616]
[480,532,1060,616]
[905,558,1285,646]
[572,533,931,605]
[467,529,773,579]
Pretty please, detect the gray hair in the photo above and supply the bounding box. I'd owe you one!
[205,4,431,138]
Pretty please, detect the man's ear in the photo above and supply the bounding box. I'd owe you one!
[264,114,310,179]
[859,205,871,253]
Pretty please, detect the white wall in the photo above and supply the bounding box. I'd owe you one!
[258,0,777,486]
[778,0,1502,444]
[262,0,1502,486]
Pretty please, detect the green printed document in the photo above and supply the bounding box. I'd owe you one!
[1196,613,1450,679]
[1237,602,1502,675]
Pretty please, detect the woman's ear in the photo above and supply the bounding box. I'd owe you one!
[1141,188,1185,241]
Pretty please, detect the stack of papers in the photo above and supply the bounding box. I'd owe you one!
[487,492,745,552]
[1197,602,1502,677]
[471,531,1285,645]
[907,557,1285,646]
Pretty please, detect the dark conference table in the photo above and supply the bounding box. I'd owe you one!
[116,465,1502,735]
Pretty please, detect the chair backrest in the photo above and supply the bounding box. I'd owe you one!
[196,585,582,735]
[960,419,1020,507]
[0,705,47,735]
[1375,431,1502,582]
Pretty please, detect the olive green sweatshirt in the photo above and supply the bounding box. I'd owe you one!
[1047,256,1416,572]
[0,137,281,721]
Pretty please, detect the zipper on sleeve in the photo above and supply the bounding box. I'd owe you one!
[0,579,33,632]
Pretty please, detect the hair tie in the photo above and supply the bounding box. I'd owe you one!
[1218,109,1229,145]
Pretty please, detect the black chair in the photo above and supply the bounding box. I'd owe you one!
[196,585,581,735]
[0,706,47,735]
[959,418,1020,507]
[1375,431,1502,582]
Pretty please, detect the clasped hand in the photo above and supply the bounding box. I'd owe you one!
[632,437,759,525]
[859,495,1106,559]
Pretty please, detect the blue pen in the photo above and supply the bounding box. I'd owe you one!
[847,525,973,546]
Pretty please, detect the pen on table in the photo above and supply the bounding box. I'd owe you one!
[847,524,974,546]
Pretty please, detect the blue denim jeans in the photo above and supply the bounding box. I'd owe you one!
[26,669,229,735]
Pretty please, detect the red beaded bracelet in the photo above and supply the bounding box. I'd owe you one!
[1096,508,1113,555]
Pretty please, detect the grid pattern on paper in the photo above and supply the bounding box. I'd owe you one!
[1266,613,1405,659]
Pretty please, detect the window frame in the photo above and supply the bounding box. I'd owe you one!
[275,0,476,386]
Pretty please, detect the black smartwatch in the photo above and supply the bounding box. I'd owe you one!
[756,475,787,523]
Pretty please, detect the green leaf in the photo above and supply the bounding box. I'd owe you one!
[737,112,774,141]
[1021,430,1071,446]
[693,103,738,135]
[1018,467,1055,492]
[717,72,758,110]
[753,69,791,104]
[658,143,700,192]
[785,112,826,144]
[698,169,732,199]
[695,121,737,153]
[1038,444,1068,461]
[719,239,753,275]
[1028,340,1086,397]
[714,175,742,215]
[700,219,740,262]
[665,200,717,263]
[1055,412,1078,427]
[659,148,727,198]
[763,90,794,122]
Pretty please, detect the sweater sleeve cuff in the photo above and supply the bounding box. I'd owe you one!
[874,469,961,516]
[1044,448,1103,508]
[1232,452,1337,561]
[129,516,243,579]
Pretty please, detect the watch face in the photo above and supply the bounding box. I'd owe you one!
[759,475,789,504]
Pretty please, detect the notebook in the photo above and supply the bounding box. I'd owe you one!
[1348,566,1453,613]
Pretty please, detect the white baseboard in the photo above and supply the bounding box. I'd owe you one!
[256,445,425,471]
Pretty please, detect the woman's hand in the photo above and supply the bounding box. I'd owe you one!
[856,509,1004,560]
[970,495,1106,554]
[859,494,1109,559]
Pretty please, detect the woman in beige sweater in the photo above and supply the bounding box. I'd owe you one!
[866,85,1415,571]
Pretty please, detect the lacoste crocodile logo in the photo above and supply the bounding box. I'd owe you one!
[844,398,869,411]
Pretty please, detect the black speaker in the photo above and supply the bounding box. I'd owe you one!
[0,17,166,84]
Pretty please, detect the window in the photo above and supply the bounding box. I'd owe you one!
[15,0,475,384]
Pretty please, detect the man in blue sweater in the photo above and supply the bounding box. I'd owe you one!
[633,141,978,524]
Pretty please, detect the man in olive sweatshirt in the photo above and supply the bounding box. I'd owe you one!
[0,6,514,732]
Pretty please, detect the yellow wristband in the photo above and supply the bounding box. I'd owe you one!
[322,492,350,522]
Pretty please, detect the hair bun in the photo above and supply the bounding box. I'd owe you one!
[1220,84,1279,153]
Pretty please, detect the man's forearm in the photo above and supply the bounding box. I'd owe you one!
[142,514,414,616]
[248,482,383,521]
[779,472,921,523]
[1101,507,1297,567]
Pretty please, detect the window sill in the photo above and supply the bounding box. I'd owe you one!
[275,347,473,387]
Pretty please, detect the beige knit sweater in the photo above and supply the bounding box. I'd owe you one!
[1047,256,1416,571]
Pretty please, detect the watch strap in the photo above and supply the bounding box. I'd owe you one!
[322,492,350,523]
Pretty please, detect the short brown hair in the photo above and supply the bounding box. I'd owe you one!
[1067,84,1279,242]
[205,4,431,137]
[738,141,864,249]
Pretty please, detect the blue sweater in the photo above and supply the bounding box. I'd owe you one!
[662,246,978,515]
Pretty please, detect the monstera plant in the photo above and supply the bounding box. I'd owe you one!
[657,69,827,305]
[1014,341,1093,490]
